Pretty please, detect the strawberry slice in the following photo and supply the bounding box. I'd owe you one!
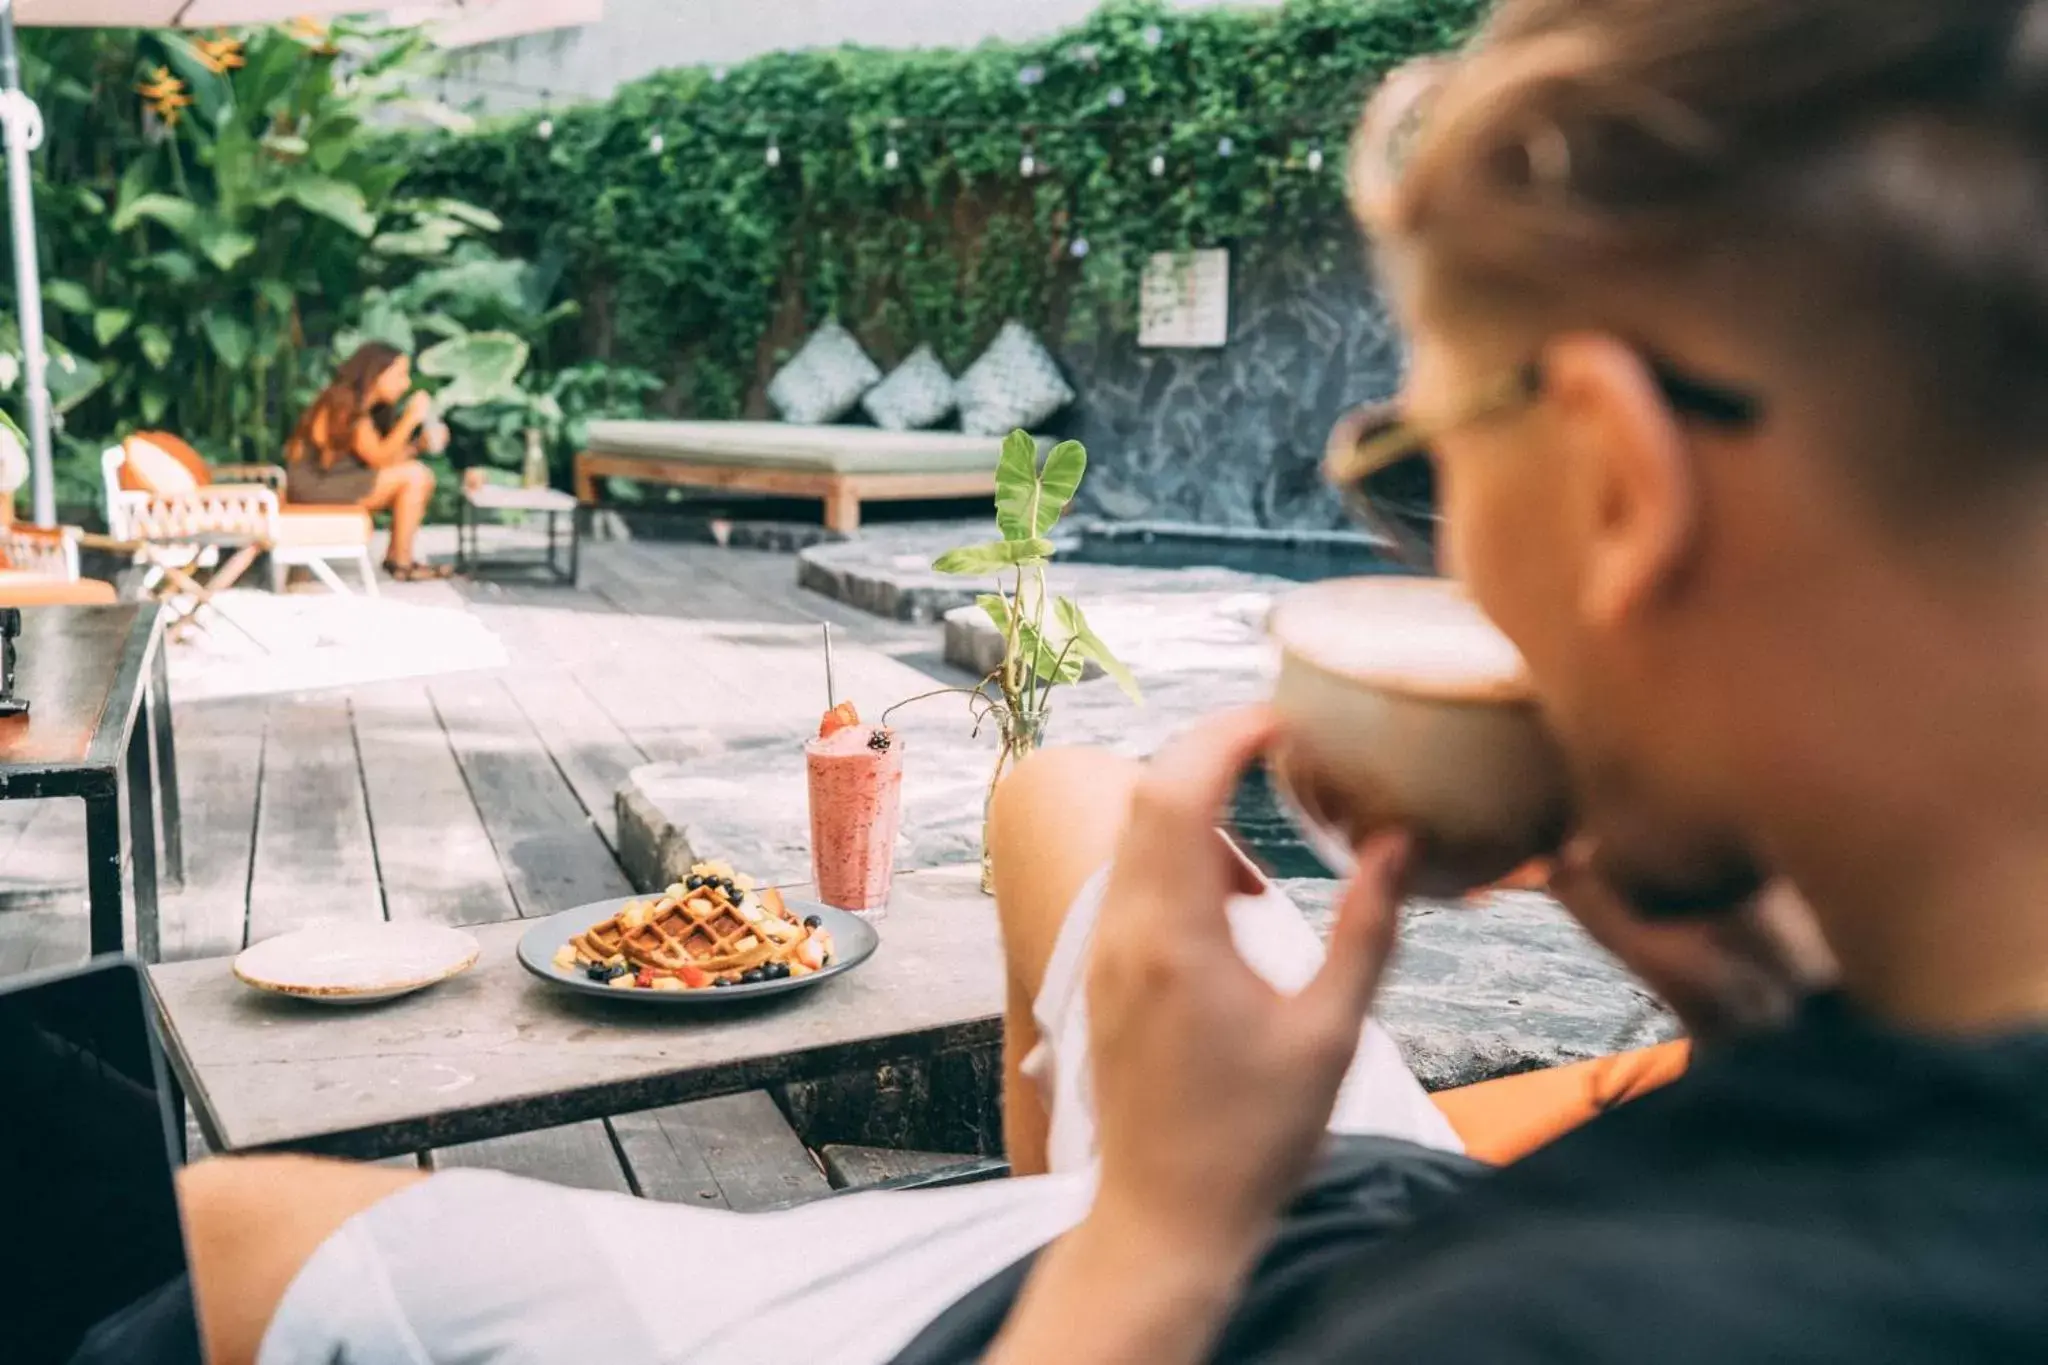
[818,701,861,739]
[678,963,710,989]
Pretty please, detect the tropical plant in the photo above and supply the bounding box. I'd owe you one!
[931,430,1139,888]
[5,18,522,499]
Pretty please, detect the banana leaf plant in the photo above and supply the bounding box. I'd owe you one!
[930,430,1139,889]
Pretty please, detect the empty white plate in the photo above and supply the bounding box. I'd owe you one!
[233,922,481,1005]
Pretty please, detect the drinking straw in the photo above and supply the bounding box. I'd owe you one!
[823,623,836,710]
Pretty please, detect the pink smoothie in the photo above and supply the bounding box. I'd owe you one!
[805,725,905,915]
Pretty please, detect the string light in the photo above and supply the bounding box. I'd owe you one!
[1069,235,1091,259]
[1216,135,1234,158]
[1149,145,1167,177]
[1019,136,1037,178]
[1017,64,1046,87]
[1305,141,1324,173]
[766,134,782,167]
[648,129,665,155]
[1142,24,1164,49]
[712,66,728,83]
[536,117,554,140]
[883,136,900,172]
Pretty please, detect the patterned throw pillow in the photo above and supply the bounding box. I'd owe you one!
[954,321,1076,436]
[861,344,957,431]
[766,321,883,425]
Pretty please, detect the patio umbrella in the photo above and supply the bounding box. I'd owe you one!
[2,0,539,524]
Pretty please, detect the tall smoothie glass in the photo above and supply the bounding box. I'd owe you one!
[805,725,904,917]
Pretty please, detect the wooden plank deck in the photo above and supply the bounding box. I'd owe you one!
[0,535,966,1199]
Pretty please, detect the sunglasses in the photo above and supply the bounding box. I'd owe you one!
[1325,356,1766,572]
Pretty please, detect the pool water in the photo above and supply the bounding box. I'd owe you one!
[1066,524,1407,583]
[1232,763,1337,880]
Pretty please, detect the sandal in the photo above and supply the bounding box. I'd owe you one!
[383,560,455,582]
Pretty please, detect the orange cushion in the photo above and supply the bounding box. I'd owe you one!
[1431,1040,1692,1165]
[119,431,212,493]
[0,575,116,606]
[122,435,205,496]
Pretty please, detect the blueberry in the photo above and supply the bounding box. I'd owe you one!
[765,962,789,980]
[712,977,731,988]
[740,968,764,984]
[686,875,704,890]
[606,963,634,981]
[803,914,822,929]
[585,962,610,981]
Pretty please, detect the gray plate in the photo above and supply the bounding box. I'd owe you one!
[515,897,879,1005]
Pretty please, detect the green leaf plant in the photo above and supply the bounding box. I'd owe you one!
[929,430,1139,887]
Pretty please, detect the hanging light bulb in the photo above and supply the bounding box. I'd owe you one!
[711,66,728,83]
[1069,236,1091,259]
[883,138,900,172]
[1106,86,1126,108]
[536,117,554,141]
[1216,135,1235,158]
[1306,142,1324,173]
[648,130,665,155]
[1149,147,1167,178]
[766,135,782,168]
[1142,23,1164,49]
[1020,138,1037,178]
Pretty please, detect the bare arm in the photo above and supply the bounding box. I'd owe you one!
[350,394,429,469]
[988,1202,1259,1365]
[986,709,1411,1364]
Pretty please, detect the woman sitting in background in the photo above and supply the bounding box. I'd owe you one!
[285,342,450,581]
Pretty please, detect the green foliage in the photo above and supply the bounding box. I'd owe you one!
[402,0,1486,418]
[8,19,482,475]
[4,19,637,506]
[932,536,1056,575]
[934,431,1137,738]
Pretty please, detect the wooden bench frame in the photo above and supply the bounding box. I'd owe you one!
[574,450,999,534]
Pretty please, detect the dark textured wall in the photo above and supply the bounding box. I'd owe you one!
[1056,238,1406,530]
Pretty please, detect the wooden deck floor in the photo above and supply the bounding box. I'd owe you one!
[0,533,963,1206]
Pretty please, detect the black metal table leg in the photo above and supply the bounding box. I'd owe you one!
[569,504,582,586]
[151,634,184,890]
[547,508,560,580]
[85,788,124,957]
[126,707,161,963]
[165,1062,190,1165]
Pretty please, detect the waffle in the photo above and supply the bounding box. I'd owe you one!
[565,864,834,989]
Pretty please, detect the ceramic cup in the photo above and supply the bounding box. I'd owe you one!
[1265,575,1574,896]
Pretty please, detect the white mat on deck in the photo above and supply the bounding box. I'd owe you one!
[166,589,508,703]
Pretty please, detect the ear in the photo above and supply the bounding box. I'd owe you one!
[1542,333,1699,626]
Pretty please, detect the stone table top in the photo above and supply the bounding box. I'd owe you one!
[151,863,1675,1160]
[150,867,1002,1159]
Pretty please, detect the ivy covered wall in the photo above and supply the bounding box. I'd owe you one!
[405,0,1486,525]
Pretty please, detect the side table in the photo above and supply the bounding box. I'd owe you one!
[455,485,581,585]
[0,605,180,961]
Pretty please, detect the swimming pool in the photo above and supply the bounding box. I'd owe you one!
[1065,522,1410,583]
[1233,763,1336,879]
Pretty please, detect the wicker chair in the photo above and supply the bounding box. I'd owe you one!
[102,432,378,599]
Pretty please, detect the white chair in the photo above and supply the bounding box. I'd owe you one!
[102,439,379,600]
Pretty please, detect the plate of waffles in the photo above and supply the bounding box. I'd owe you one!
[515,861,879,1005]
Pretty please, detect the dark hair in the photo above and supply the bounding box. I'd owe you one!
[288,342,404,470]
[1355,0,2048,515]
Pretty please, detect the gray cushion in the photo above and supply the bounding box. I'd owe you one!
[954,321,1075,436]
[766,321,882,425]
[583,421,1009,475]
[861,344,957,432]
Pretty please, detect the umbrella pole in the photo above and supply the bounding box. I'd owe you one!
[0,0,53,527]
